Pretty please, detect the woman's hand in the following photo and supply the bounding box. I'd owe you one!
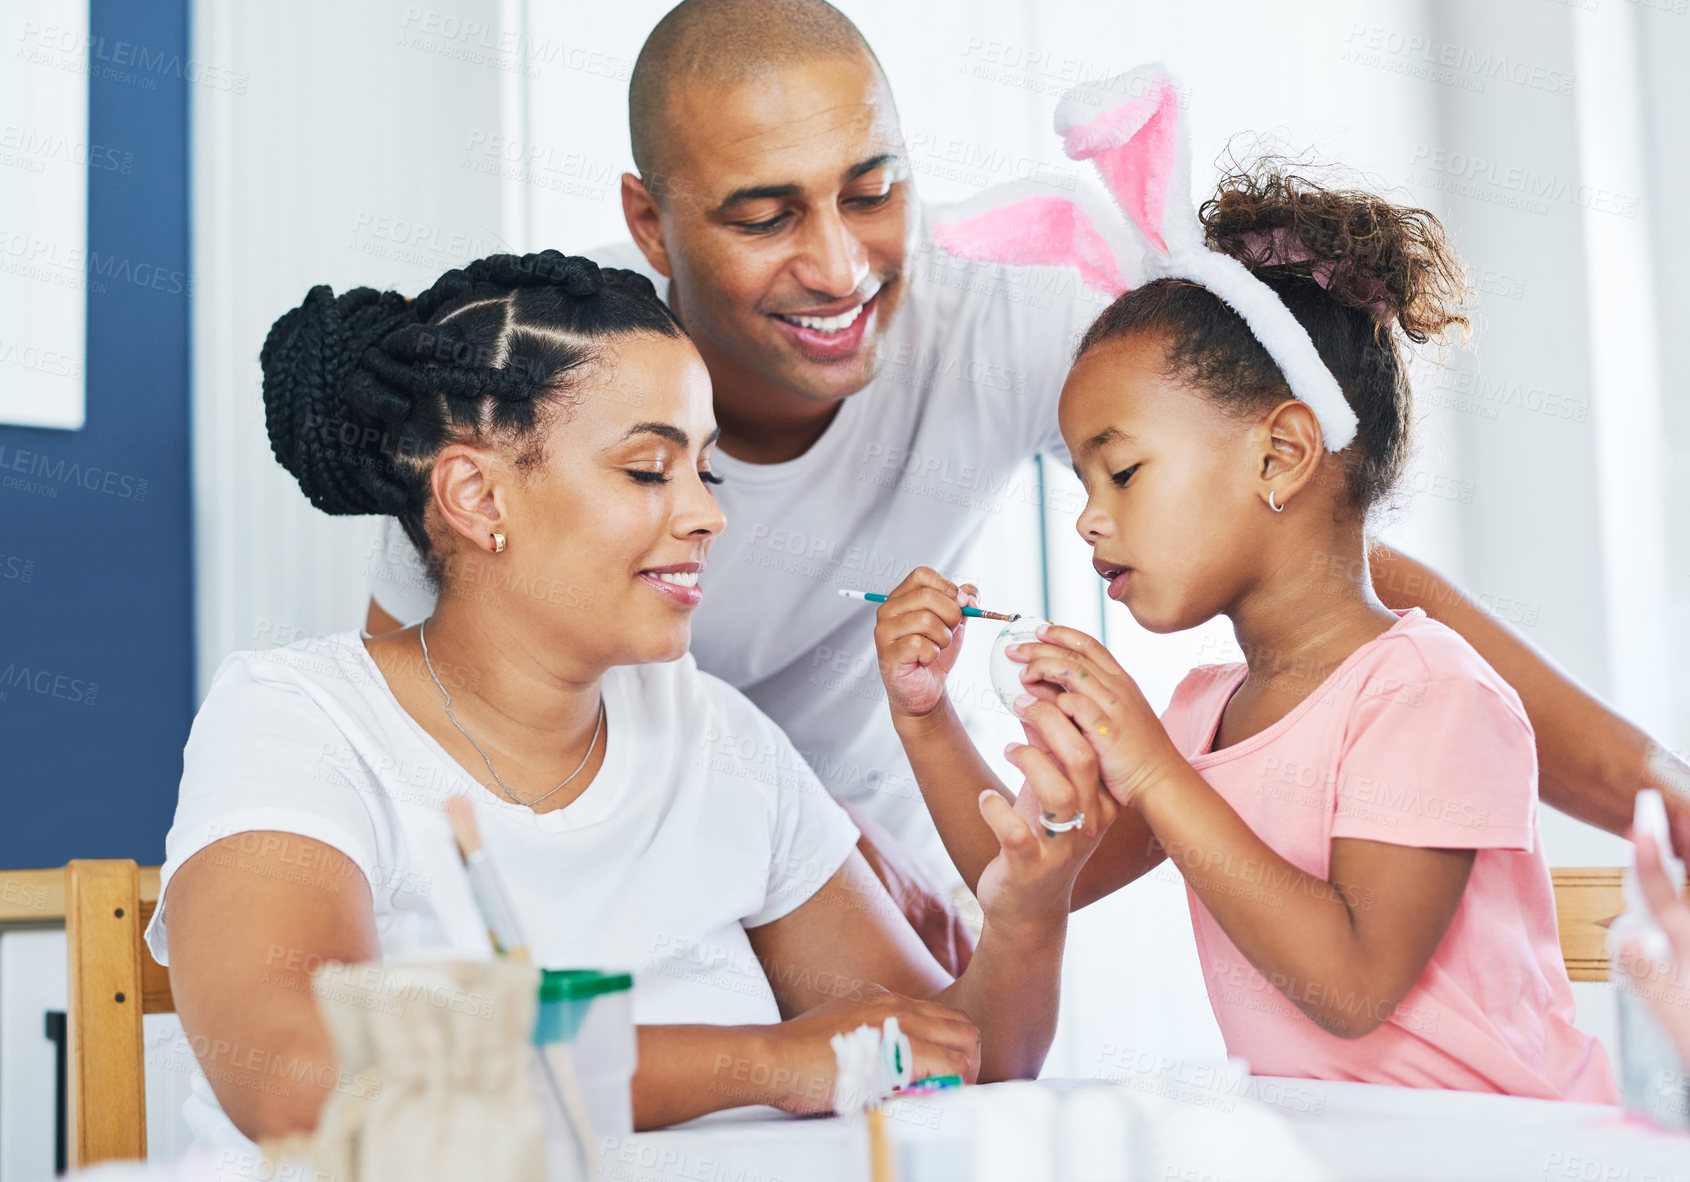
[1008,622,1186,809]
[972,692,1122,931]
[873,567,976,721]
[758,988,981,1114]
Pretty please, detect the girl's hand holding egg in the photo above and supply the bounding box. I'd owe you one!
[872,566,976,722]
[1006,622,1185,811]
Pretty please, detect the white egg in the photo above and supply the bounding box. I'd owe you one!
[989,617,1052,711]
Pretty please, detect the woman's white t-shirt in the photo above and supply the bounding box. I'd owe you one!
[144,631,861,1150]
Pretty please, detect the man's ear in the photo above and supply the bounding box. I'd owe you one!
[431,444,508,554]
[1256,398,1327,510]
[621,172,674,280]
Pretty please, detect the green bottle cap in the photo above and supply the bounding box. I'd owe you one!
[537,968,633,1002]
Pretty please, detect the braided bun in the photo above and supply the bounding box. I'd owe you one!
[259,284,417,516]
[258,252,683,565]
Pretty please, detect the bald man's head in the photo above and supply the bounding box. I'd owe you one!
[629,0,882,183]
[619,0,911,409]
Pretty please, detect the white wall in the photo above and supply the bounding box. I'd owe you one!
[0,0,89,430]
[0,931,65,1182]
[190,0,510,693]
[1637,0,1690,794]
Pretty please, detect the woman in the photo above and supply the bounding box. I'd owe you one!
[148,251,1114,1147]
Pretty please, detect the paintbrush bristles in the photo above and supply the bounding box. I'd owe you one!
[445,794,483,859]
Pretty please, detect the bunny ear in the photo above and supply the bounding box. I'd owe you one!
[1055,63,1200,261]
[929,184,1132,296]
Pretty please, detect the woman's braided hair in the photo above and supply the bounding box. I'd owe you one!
[259,250,682,565]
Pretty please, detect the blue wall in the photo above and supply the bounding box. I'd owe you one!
[0,0,193,867]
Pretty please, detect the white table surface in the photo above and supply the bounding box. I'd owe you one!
[70,1072,1690,1182]
[597,1074,1690,1182]
[1260,1076,1687,1182]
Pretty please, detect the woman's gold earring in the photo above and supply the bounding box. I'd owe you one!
[1268,491,1285,514]
[492,532,507,553]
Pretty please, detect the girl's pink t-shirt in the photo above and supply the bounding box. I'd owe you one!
[1159,607,1616,1102]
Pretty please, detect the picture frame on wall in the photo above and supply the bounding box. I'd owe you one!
[1,1,91,431]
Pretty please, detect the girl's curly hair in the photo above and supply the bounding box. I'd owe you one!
[1077,157,1474,515]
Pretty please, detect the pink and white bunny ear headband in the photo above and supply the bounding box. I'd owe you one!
[931,63,1360,453]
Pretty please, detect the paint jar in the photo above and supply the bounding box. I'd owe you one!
[533,969,637,1148]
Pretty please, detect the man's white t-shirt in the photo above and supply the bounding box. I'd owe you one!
[144,633,860,1151]
[367,208,1101,871]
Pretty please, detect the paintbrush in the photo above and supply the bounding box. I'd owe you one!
[838,588,1020,622]
[445,795,529,961]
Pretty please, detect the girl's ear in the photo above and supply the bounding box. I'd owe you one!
[931,186,1130,296]
[431,443,508,553]
[1257,399,1327,508]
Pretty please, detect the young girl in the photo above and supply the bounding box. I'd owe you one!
[872,135,1617,1101]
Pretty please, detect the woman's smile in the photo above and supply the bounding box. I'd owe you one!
[639,561,706,607]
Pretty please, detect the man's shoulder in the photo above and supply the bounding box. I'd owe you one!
[862,201,1090,455]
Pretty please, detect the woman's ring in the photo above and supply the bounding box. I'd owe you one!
[1041,811,1085,836]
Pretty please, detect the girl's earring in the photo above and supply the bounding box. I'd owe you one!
[492,531,507,553]
[1268,490,1285,514]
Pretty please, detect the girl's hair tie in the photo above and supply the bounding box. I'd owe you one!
[1233,227,1394,326]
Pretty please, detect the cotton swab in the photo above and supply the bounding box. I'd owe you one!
[832,1021,903,1182]
[838,588,1021,622]
[867,1109,896,1182]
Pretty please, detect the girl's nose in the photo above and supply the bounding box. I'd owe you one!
[1075,499,1109,544]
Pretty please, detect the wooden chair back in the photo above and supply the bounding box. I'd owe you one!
[63,859,171,1169]
[1551,867,1624,982]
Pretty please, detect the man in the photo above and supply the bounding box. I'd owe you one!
[369,0,1690,961]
